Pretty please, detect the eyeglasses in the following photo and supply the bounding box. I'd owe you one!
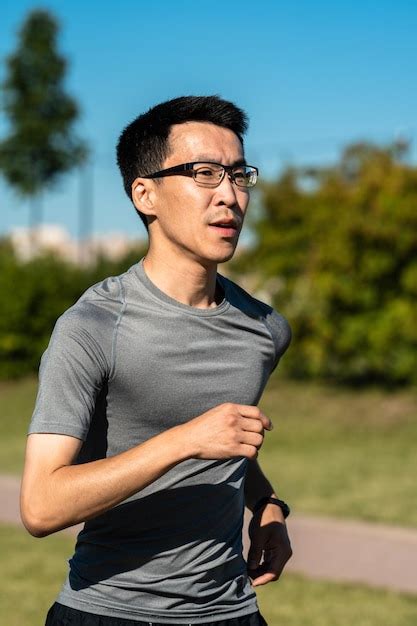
[143,162,259,188]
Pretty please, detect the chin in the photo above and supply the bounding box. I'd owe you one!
[208,246,237,264]
[219,249,237,263]
[192,238,240,266]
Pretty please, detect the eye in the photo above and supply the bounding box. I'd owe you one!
[232,166,257,187]
[194,164,223,185]
[232,167,247,181]
[198,167,216,178]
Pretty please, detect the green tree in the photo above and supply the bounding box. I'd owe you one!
[0,242,147,379]
[0,9,87,231]
[231,142,417,386]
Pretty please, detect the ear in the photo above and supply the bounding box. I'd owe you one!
[131,178,156,218]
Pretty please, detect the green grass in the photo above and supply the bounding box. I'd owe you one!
[1,524,416,626]
[257,376,417,527]
[0,377,38,474]
[1,376,417,526]
[0,524,73,626]
[256,575,417,626]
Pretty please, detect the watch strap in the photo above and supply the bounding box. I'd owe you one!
[252,496,290,518]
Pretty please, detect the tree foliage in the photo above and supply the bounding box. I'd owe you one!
[0,9,86,200]
[0,243,147,379]
[231,142,417,386]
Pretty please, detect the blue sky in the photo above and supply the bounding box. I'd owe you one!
[1,0,417,239]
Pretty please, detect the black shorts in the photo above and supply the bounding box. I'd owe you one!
[45,603,268,626]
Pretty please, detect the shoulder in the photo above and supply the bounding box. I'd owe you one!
[58,270,127,328]
[218,273,292,354]
[49,269,130,363]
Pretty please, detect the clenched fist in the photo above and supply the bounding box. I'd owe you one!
[179,403,273,460]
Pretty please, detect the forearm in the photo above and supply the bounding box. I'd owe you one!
[244,459,277,511]
[22,401,270,537]
[21,424,189,537]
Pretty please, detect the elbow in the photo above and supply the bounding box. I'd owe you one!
[20,498,58,538]
[24,524,50,539]
[21,509,53,538]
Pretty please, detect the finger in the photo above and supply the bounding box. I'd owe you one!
[241,418,264,434]
[247,546,263,571]
[240,431,263,449]
[237,405,273,431]
[239,444,258,459]
[258,552,287,582]
[251,572,277,587]
[261,414,273,431]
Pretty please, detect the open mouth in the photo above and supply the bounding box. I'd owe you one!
[209,223,238,237]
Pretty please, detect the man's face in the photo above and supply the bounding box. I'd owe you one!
[147,121,250,266]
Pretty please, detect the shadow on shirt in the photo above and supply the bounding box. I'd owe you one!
[68,480,248,595]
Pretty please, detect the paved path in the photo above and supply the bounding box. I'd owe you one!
[2,475,417,595]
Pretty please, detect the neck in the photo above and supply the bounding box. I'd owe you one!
[142,247,221,309]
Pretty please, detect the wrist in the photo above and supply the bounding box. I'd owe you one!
[252,496,291,519]
[159,424,194,463]
[172,422,202,461]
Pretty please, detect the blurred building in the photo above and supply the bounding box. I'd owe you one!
[9,224,144,265]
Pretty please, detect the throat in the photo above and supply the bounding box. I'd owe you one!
[142,255,222,309]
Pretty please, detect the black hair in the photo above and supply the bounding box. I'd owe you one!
[116,95,248,230]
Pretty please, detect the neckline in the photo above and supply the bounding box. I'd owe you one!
[133,258,230,317]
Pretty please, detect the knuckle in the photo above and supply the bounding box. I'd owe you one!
[225,403,238,418]
[255,433,264,447]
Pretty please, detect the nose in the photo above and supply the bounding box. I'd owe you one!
[214,171,239,207]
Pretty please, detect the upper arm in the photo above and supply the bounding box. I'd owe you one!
[29,309,111,440]
[267,310,292,372]
[24,309,110,481]
[20,433,83,533]
[21,299,117,535]
[23,432,83,477]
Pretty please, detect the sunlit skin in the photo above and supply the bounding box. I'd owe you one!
[19,119,291,598]
[132,122,250,308]
[130,123,292,587]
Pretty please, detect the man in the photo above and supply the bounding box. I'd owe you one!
[21,95,292,626]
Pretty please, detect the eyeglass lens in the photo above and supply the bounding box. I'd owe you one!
[193,164,257,188]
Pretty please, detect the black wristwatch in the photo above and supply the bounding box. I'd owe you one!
[252,496,290,519]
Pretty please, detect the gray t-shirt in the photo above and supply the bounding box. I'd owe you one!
[29,258,291,624]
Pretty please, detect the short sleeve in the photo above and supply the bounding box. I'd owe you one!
[266,309,292,372]
[29,307,112,440]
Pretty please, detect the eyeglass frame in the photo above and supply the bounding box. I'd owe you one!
[142,161,259,188]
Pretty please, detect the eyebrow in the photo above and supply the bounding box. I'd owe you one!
[192,156,247,167]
